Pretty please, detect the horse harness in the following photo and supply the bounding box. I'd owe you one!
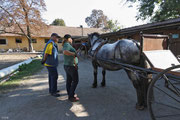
[91,39,109,60]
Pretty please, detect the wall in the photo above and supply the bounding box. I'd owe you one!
[126,29,180,56]
[32,37,63,51]
[0,36,29,50]
[0,36,63,52]
[101,28,180,56]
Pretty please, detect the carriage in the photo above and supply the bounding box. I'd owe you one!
[142,34,180,120]
[86,33,180,120]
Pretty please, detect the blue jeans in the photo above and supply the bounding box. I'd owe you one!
[46,66,58,94]
[64,65,79,98]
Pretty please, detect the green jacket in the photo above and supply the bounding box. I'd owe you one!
[63,42,78,66]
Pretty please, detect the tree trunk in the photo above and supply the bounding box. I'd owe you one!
[27,25,33,52]
[28,38,33,52]
[22,1,33,52]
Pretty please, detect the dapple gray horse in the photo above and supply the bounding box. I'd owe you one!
[88,33,149,110]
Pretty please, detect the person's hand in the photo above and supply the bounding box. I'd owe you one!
[75,52,80,59]
[74,52,78,57]
[75,65,78,70]
[77,49,81,53]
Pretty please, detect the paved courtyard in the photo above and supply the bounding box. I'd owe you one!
[0,57,152,120]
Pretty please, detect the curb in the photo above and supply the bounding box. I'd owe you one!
[0,58,33,79]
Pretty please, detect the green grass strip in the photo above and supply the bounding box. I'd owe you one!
[0,59,43,93]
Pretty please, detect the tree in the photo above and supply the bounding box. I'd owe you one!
[51,18,66,26]
[0,0,47,52]
[85,9,108,28]
[125,0,180,22]
[105,20,121,32]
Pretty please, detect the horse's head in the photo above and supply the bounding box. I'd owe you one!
[88,32,104,55]
[88,32,100,47]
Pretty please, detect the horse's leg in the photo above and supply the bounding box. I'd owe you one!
[139,57,152,108]
[92,60,98,88]
[138,72,150,108]
[142,71,152,107]
[84,46,87,58]
[125,70,145,110]
[101,69,106,87]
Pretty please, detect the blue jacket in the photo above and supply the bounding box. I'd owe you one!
[43,39,58,67]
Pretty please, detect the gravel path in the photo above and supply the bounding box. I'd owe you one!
[0,58,151,120]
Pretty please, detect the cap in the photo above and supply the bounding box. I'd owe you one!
[64,34,72,39]
[51,33,61,38]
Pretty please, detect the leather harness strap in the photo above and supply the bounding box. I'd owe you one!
[92,39,108,60]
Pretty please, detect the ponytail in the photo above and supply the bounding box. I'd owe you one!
[62,38,68,46]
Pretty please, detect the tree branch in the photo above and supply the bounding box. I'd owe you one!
[0,5,30,40]
[0,30,25,36]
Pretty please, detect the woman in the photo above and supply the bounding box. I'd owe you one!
[62,34,79,102]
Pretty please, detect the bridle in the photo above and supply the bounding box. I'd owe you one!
[88,35,108,59]
[88,37,100,53]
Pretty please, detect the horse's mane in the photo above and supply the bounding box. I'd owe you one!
[91,32,100,38]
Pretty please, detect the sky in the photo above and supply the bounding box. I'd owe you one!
[43,0,148,28]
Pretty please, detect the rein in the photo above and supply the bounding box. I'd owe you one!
[89,38,108,60]
[88,38,100,52]
[76,43,88,56]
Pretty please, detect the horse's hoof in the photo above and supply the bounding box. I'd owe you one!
[101,83,106,87]
[136,104,145,110]
[92,84,97,88]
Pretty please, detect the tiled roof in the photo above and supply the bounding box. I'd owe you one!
[101,17,180,37]
[0,25,106,38]
[117,17,180,33]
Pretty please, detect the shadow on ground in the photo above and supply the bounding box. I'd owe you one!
[0,57,151,120]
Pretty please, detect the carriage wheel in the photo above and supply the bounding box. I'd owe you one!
[147,65,180,120]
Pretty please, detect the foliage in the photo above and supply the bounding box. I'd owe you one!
[105,20,121,32]
[0,0,47,51]
[125,0,180,22]
[51,18,66,26]
[85,9,108,28]
[0,59,43,93]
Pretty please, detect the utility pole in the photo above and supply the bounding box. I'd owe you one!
[80,25,83,36]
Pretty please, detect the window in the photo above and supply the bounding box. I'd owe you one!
[45,39,49,43]
[32,39,37,43]
[58,39,63,43]
[0,39,6,45]
[172,34,179,39]
[15,38,22,43]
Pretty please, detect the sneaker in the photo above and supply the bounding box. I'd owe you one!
[69,97,79,102]
[51,93,60,97]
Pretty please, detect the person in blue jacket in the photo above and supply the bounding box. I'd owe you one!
[42,33,61,97]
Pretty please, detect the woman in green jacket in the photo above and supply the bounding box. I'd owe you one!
[62,34,79,102]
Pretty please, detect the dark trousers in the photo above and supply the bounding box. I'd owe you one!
[64,65,79,98]
[46,66,58,94]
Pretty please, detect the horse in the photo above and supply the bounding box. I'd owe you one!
[88,32,150,110]
[73,42,90,57]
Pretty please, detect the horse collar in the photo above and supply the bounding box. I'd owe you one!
[92,39,108,60]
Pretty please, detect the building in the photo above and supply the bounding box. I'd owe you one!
[0,26,105,52]
[100,17,180,56]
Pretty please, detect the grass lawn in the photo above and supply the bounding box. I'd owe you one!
[0,59,43,93]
